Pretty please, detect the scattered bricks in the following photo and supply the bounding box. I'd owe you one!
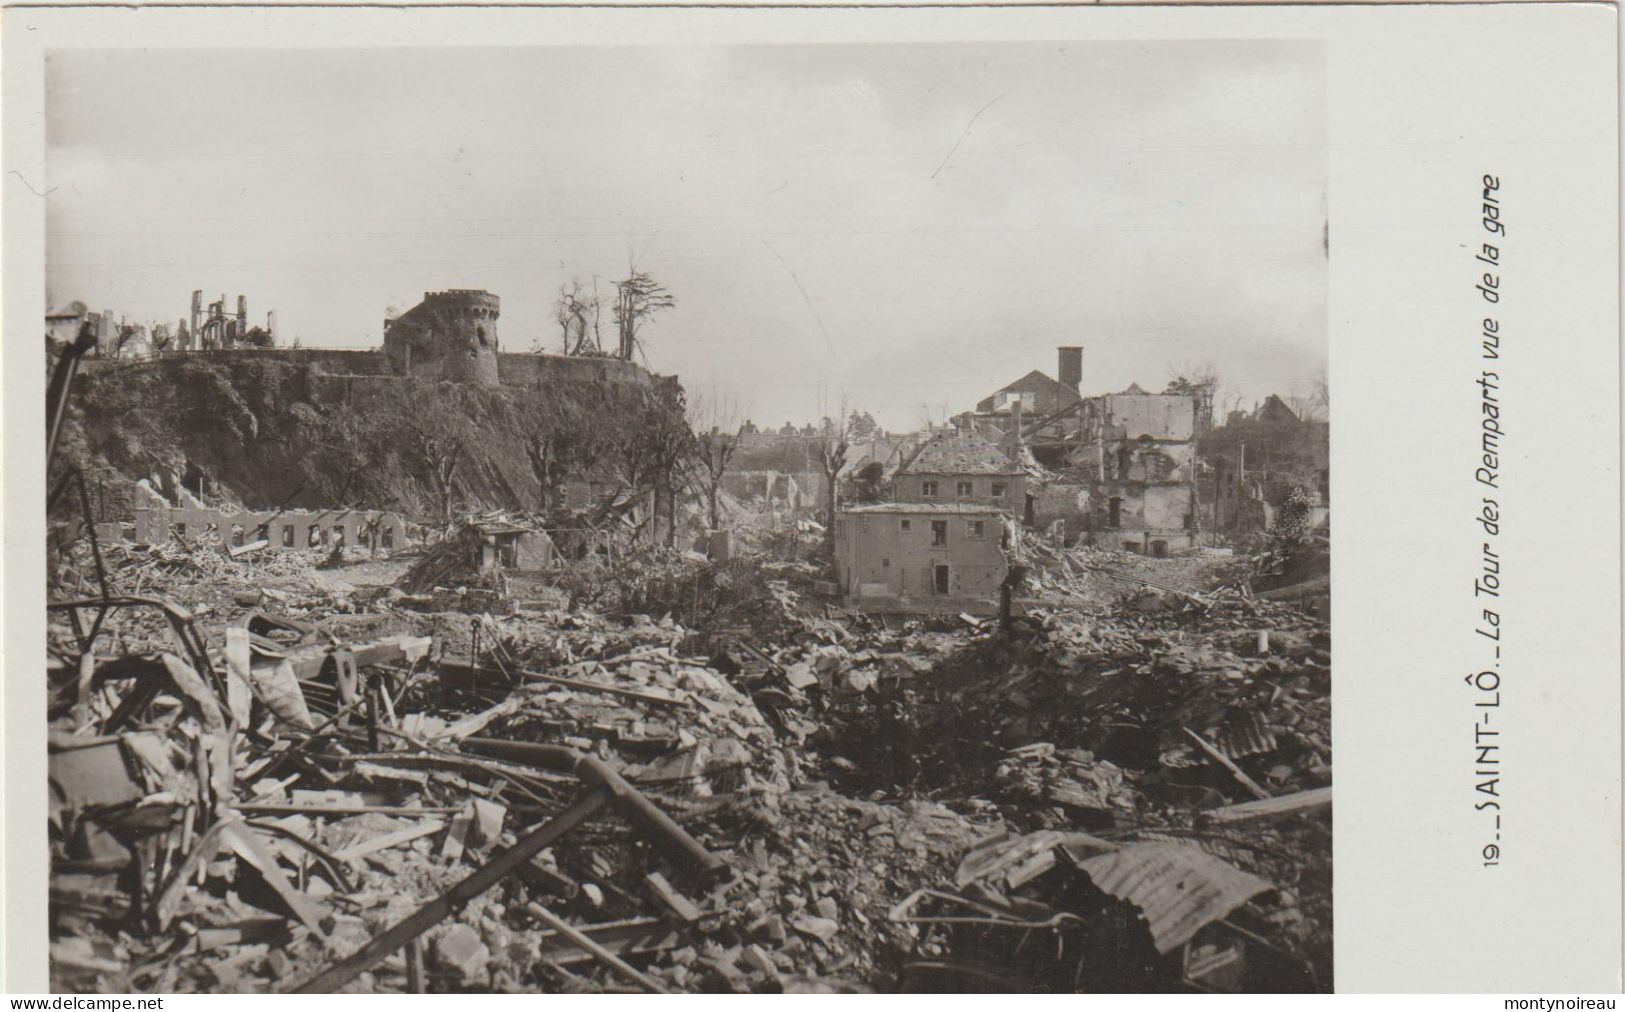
[430,923,490,982]
[742,944,779,979]
[470,799,507,852]
[789,915,839,943]
[440,803,476,863]
[748,913,786,944]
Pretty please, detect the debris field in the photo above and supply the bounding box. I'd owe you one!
[46,515,1330,994]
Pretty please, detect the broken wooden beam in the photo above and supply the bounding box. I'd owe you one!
[643,871,703,923]
[1182,726,1272,801]
[438,656,687,709]
[531,916,679,966]
[524,900,670,994]
[237,803,463,817]
[332,818,446,863]
[222,822,332,941]
[1205,785,1332,825]
[460,737,730,885]
[290,788,610,993]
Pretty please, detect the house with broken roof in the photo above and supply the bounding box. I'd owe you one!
[46,301,92,345]
[893,431,1033,523]
[833,431,1029,608]
[975,347,1083,417]
[470,515,556,573]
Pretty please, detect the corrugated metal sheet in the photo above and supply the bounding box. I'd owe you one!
[1070,843,1271,954]
[954,829,1115,889]
[1213,709,1278,759]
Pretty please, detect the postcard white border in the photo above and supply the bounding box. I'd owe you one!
[4,2,1618,994]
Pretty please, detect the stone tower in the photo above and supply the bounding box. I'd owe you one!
[383,289,501,385]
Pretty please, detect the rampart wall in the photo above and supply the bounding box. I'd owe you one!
[80,348,657,388]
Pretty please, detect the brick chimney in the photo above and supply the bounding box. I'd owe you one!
[1058,346,1082,391]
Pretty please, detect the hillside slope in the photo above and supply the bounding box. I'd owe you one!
[53,354,681,522]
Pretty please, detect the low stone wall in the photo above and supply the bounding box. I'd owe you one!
[496,353,652,388]
[82,347,655,389]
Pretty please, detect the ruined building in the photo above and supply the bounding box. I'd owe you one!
[955,346,1208,554]
[190,291,275,350]
[894,432,1032,523]
[384,289,501,385]
[1074,384,1200,555]
[834,431,1027,608]
[1204,394,1330,533]
[834,502,1012,604]
[975,346,1084,417]
[45,301,92,344]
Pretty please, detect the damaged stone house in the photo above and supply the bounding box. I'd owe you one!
[719,470,811,511]
[469,516,556,573]
[833,502,1011,603]
[1073,384,1200,556]
[974,346,1083,420]
[893,433,1032,523]
[833,432,1026,607]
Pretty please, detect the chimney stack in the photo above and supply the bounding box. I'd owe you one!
[1058,346,1082,391]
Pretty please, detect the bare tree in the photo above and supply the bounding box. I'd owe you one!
[613,270,676,361]
[554,279,602,355]
[647,382,696,547]
[1286,374,1328,424]
[396,393,471,525]
[107,323,136,360]
[846,409,881,442]
[1164,360,1221,433]
[687,390,743,531]
[1309,372,1330,423]
[813,393,853,560]
[520,402,564,514]
[914,400,954,432]
[604,384,690,546]
[609,422,658,543]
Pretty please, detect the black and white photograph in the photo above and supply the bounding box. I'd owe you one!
[39,38,1331,993]
[14,4,1615,996]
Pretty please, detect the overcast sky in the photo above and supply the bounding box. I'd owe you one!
[47,42,1325,431]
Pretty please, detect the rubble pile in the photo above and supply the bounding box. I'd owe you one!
[44,560,991,994]
[46,508,1330,993]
